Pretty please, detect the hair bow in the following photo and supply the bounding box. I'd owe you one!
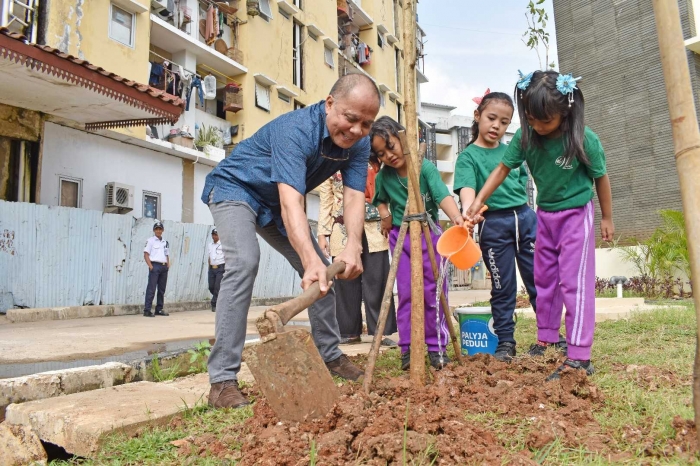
[472,88,491,105]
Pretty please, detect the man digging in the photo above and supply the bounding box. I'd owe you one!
[202,74,381,409]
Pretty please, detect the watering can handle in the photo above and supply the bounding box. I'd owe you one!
[271,261,346,326]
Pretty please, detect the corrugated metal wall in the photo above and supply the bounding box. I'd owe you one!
[0,201,301,312]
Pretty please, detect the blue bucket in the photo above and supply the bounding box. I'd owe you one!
[453,307,498,355]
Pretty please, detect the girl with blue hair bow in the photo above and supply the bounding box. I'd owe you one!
[466,70,614,381]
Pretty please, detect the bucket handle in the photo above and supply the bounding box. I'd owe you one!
[462,205,489,231]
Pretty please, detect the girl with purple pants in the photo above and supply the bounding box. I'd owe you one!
[466,70,615,381]
[370,116,465,371]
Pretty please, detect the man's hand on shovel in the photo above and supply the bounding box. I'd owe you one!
[334,243,363,281]
[302,258,334,295]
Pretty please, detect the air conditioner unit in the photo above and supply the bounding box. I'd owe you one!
[105,182,134,214]
[151,0,168,14]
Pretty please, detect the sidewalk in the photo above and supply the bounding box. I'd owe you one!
[0,289,655,368]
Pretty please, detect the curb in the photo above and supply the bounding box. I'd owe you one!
[5,296,293,323]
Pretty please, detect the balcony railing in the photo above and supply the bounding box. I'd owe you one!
[1,0,38,41]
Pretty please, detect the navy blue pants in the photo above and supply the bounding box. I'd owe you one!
[478,205,537,344]
[208,265,225,308]
[144,263,169,313]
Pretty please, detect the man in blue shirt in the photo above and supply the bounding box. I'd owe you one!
[203,74,381,409]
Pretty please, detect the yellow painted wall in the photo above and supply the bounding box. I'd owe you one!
[227,0,406,140]
[44,0,150,83]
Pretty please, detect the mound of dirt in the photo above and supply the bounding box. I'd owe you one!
[233,354,608,464]
[172,354,695,464]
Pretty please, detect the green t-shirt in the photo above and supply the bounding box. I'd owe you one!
[373,159,452,227]
[501,127,607,211]
[453,142,529,211]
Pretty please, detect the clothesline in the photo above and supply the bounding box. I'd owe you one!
[149,49,201,78]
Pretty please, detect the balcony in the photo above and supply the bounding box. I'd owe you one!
[346,0,373,27]
[436,160,454,174]
[416,66,428,84]
[150,14,247,77]
[436,132,452,147]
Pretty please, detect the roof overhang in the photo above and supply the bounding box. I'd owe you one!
[0,28,185,131]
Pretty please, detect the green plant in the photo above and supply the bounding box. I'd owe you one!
[619,210,691,297]
[188,340,212,374]
[309,439,317,466]
[149,355,181,382]
[195,124,223,149]
[522,0,555,70]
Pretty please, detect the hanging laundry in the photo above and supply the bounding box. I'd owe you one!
[213,7,220,39]
[149,62,164,87]
[218,10,225,38]
[357,42,367,64]
[187,76,204,111]
[205,5,216,45]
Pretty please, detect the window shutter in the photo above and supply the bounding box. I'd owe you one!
[324,47,334,67]
[255,82,271,111]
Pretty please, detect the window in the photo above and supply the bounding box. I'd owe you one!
[278,7,290,19]
[255,82,271,111]
[109,4,134,47]
[294,100,305,110]
[259,0,273,21]
[293,0,302,9]
[308,30,318,41]
[395,48,401,93]
[397,102,403,125]
[278,92,291,103]
[59,176,82,208]
[143,191,161,219]
[293,21,304,89]
[380,92,385,108]
[378,32,384,48]
[324,46,334,68]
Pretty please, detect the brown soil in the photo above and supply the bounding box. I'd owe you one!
[167,355,696,464]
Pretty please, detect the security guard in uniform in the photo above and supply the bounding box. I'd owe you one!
[143,221,170,317]
[207,227,225,312]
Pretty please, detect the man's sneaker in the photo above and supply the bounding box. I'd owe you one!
[546,358,595,381]
[339,336,362,345]
[208,380,250,409]
[211,306,216,313]
[401,352,410,371]
[325,354,364,381]
[143,311,154,317]
[494,342,516,362]
[380,338,398,348]
[154,310,169,316]
[428,351,451,370]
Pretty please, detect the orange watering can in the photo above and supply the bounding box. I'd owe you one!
[436,206,488,270]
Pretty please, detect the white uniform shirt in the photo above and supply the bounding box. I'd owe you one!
[208,241,225,266]
[144,236,169,264]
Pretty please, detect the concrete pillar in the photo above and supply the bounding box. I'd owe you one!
[172,49,197,133]
[181,159,194,223]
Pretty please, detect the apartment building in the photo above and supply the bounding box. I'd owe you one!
[0,0,424,226]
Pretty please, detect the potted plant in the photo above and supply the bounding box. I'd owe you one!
[195,124,225,160]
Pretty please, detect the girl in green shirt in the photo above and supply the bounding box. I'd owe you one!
[370,116,464,371]
[454,92,539,362]
[466,70,615,381]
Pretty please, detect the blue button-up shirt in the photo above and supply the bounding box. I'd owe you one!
[201,100,370,234]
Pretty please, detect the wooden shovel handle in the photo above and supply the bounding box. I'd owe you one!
[272,261,346,326]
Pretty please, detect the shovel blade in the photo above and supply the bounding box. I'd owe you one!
[243,328,339,422]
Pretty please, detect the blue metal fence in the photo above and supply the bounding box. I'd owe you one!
[0,201,301,312]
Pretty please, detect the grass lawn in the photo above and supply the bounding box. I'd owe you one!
[53,302,698,465]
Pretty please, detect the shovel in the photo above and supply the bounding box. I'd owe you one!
[242,261,346,422]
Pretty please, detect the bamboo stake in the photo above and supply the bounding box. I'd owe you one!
[398,132,462,362]
[651,0,700,447]
[401,0,424,385]
[363,222,409,393]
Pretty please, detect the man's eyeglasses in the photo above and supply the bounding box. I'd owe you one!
[320,138,350,161]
